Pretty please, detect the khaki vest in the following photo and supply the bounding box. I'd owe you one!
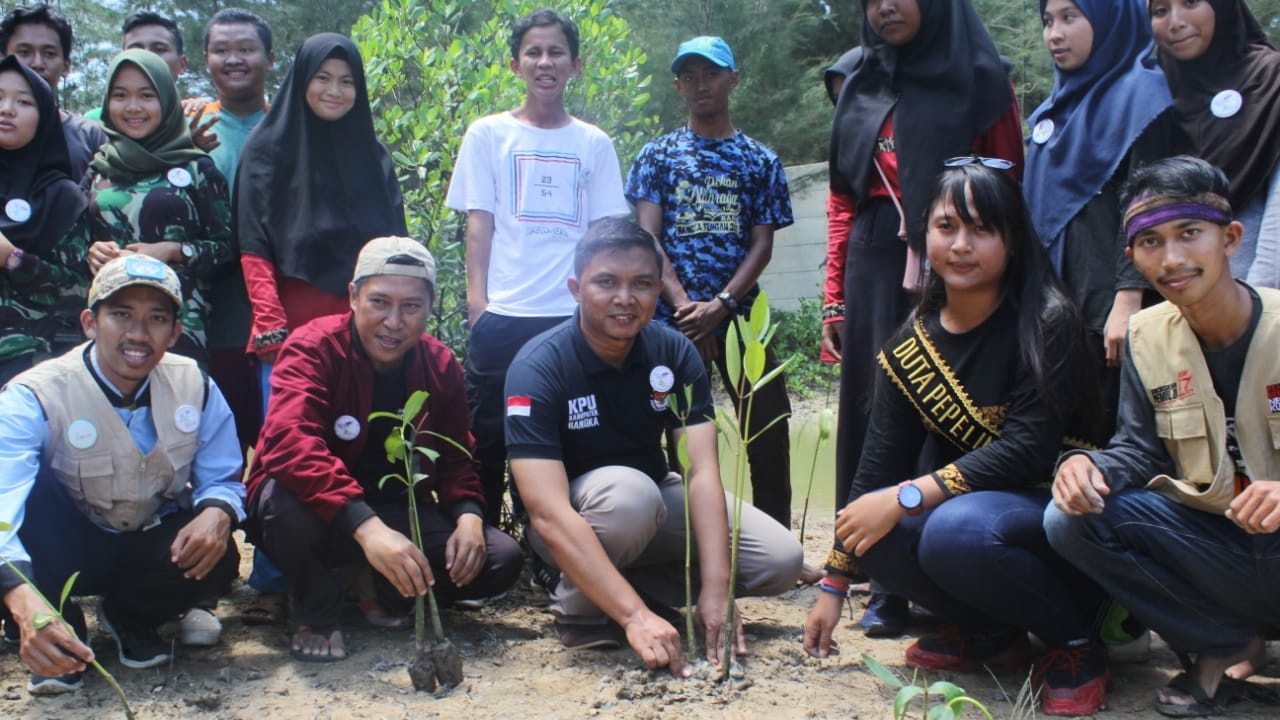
[1128,288,1280,514]
[13,344,205,531]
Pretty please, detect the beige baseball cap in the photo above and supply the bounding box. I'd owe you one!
[352,236,436,286]
[89,255,183,308]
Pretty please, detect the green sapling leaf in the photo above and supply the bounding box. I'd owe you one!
[414,445,441,464]
[676,433,690,469]
[31,611,51,630]
[59,571,79,613]
[725,317,743,391]
[403,390,429,425]
[748,292,770,341]
[927,706,957,720]
[862,653,905,689]
[744,342,765,384]
[385,434,406,464]
[0,521,11,531]
[894,685,925,718]
[378,473,404,491]
[819,407,835,440]
[928,681,966,703]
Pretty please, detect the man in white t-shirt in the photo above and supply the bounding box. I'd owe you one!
[445,8,628,524]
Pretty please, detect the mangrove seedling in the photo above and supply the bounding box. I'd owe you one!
[863,653,995,720]
[0,521,134,719]
[669,383,699,660]
[372,389,471,692]
[716,290,795,680]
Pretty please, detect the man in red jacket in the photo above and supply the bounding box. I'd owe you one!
[245,236,521,662]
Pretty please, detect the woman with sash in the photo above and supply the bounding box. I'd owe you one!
[83,49,232,366]
[1148,0,1280,288]
[820,0,1024,636]
[0,55,89,385]
[805,161,1108,717]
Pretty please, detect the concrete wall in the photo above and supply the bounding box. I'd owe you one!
[759,162,829,311]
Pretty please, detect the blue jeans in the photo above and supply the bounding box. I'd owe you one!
[1045,490,1280,656]
[860,488,1100,645]
[250,361,291,595]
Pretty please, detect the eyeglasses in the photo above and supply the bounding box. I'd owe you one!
[943,156,1017,170]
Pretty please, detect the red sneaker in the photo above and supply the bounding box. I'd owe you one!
[1037,641,1109,716]
[904,626,1032,672]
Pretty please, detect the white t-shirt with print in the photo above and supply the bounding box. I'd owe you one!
[446,112,629,317]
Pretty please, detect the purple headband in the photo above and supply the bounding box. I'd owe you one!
[1124,193,1232,245]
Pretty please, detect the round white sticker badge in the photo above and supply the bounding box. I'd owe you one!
[334,415,361,441]
[67,419,98,449]
[649,365,675,393]
[1031,119,1054,145]
[5,198,31,223]
[167,167,193,188]
[1211,90,1243,119]
[174,404,201,433]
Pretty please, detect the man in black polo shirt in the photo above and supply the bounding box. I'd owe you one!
[505,218,801,675]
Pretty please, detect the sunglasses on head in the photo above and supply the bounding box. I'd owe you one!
[943,156,1017,170]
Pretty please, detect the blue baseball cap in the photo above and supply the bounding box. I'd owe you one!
[671,36,736,74]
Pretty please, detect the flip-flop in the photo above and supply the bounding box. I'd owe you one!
[241,593,287,627]
[1155,673,1230,718]
[289,625,347,663]
[1218,676,1280,706]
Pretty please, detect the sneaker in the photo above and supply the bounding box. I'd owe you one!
[98,602,171,669]
[452,591,507,610]
[1106,629,1152,663]
[178,608,222,646]
[28,672,83,696]
[554,619,625,650]
[859,592,909,638]
[528,554,559,596]
[905,626,1032,672]
[1037,641,1109,716]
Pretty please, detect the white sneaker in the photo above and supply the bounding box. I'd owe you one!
[1106,629,1152,663]
[179,608,222,646]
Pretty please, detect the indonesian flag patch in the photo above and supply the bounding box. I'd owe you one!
[507,395,532,417]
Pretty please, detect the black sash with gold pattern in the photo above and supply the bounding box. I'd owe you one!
[878,319,1003,454]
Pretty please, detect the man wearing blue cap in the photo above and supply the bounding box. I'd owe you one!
[625,36,796,528]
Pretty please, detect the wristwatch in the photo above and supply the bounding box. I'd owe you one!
[897,480,924,517]
[180,242,196,264]
[4,247,24,271]
[715,291,738,312]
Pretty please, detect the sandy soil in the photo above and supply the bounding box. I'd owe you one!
[3,403,1278,718]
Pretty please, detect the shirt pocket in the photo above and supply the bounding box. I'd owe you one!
[50,451,116,511]
[1154,404,1208,440]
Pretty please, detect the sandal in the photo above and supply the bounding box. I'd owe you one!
[289,625,347,663]
[1218,676,1280,706]
[240,593,287,627]
[1156,673,1231,718]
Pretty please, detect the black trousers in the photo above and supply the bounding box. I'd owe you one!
[253,478,523,627]
[465,312,569,524]
[18,476,238,633]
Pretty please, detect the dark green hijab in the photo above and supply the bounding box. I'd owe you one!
[90,49,205,182]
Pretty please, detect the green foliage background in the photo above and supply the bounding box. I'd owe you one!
[35,0,1280,364]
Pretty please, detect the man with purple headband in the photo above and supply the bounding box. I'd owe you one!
[1045,155,1280,717]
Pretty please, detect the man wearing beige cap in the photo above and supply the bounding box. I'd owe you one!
[245,236,521,662]
[0,254,243,694]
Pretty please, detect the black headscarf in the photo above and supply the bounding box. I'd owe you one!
[0,55,86,249]
[824,47,864,106]
[1156,0,1280,211]
[235,33,406,296]
[829,0,1014,244]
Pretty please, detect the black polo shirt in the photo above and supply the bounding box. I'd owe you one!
[504,313,714,482]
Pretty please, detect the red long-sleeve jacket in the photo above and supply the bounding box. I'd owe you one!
[246,313,483,533]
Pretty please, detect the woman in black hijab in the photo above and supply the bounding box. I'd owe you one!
[819,0,1024,638]
[1149,0,1280,288]
[236,33,406,369]
[0,54,89,383]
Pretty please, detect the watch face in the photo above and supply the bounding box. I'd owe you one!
[898,483,923,510]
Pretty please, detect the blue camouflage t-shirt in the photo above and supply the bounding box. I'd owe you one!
[625,127,793,323]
